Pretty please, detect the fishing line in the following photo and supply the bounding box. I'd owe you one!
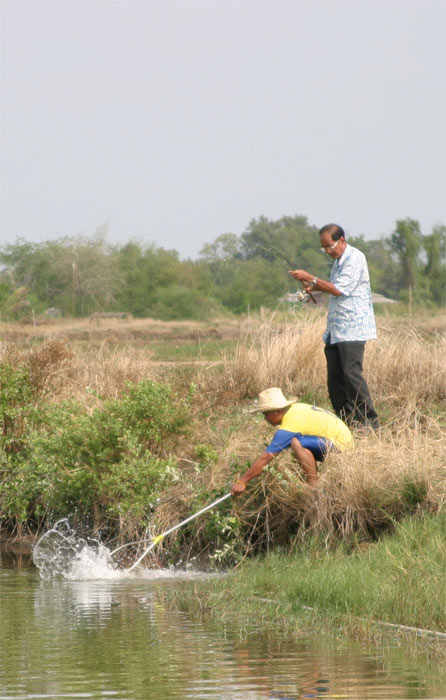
[246,243,317,304]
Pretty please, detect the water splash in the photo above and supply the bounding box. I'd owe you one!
[32,519,122,580]
[32,519,214,581]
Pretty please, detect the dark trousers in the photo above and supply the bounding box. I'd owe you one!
[324,340,379,430]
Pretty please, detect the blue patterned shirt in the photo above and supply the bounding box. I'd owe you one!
[323,244,377,344]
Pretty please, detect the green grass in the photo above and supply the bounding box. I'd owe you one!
[144,339,237,361]
[182,512,446,635]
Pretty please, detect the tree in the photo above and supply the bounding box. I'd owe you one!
[211,257,287,314]
[389,218,423,293]
[199,233,240,263]
[64,230,120,315]
[240,215,320,269]
[114,242,184,317]
[0,229,120,316]
[2,214,445,318]
[150,285,212,320]
[424,225,446,306]
[237,215,329,296]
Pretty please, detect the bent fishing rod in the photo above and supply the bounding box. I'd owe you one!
[255,243,317,304]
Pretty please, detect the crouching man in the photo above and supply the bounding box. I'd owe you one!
[231,387,353,494]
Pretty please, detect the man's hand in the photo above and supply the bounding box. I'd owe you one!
[231,480,247,496]
[231,453,275,496]
[288,269,313,284]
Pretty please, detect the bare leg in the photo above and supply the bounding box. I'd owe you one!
[290,437,318,486]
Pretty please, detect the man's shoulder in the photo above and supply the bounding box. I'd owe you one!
[281,403,310,423]
[344,244,366,262]
[288,402,311,413]
[285,403,318,420]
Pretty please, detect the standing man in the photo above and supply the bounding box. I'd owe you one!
[231,387,353,494]
[289,223,379,431]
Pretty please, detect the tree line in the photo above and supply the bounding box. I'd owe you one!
[1,215,445,320]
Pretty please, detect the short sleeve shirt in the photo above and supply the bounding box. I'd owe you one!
[265,403,354,454]
[323,244,377,344]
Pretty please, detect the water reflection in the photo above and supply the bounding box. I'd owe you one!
[1,555,445,700]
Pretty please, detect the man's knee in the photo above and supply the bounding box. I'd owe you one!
[290,437,316,463]
[290,436,302,453]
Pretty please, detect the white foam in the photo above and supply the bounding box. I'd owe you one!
[32,520,214,581]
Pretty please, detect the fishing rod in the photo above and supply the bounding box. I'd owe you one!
[113,492,232,572]
[257,243,317,304]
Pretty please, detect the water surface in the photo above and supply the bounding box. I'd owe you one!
[1,551,445,700]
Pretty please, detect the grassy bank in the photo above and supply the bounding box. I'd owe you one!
[166,512,446,643]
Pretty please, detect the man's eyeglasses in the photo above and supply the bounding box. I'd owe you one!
[320,239,340,253]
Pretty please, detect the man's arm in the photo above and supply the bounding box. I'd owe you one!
[231,451,276,496]
[288,270,341,297]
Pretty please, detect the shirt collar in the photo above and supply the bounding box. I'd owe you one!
[336,242,350,265]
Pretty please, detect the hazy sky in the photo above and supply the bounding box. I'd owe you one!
[1,0,445,259]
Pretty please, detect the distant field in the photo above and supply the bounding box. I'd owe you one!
[1,308,445,344]
[0,315,241,342]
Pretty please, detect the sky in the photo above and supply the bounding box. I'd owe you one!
[1,0,445,260]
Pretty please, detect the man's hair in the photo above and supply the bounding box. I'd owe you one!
[319,223,346,241]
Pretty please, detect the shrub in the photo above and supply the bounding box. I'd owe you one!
[0,380,191,536]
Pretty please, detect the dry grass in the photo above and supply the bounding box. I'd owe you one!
[368,325,446,410]
[1,312,445,551]
[2,310,445,409]
[216,312,327,401]
[307,423,446,537]
[202,420,446,556]
[182,313,446,553]
[216,313,446,414]
[143,392,446,557]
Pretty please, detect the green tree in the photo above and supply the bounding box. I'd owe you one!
[390,218,424,296]
[239,215,329,285]
[114,242,192,317]
[241,215,319,263]
[424,225,446,306]
[199,233,241,263]
[0,229,120,316]
[212,257,287,313]
[150,284,211,320]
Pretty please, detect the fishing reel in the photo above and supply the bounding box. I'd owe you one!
[295,289,310,303]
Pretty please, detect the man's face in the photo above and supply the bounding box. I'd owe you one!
[320,232,346,260]
[263,409,283,426]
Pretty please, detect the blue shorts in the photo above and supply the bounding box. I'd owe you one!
[266,430,334,462]
[296,435,333,462]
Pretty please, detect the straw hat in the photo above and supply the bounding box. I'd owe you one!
[249,387,296,413]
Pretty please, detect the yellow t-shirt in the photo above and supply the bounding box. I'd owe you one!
[275,403,353,452]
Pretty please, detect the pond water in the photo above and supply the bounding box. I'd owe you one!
[1,547,445,700]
